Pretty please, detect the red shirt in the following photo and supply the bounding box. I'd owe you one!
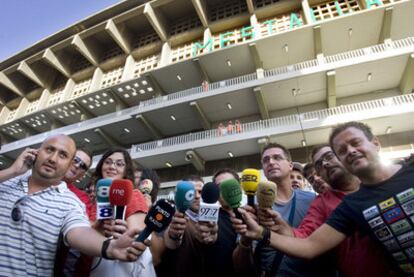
[67,183,93,219]
[293,189,397,277]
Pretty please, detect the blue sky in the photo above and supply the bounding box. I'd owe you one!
[0,0,120,62]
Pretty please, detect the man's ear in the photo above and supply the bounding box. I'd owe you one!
[372,136,381,151]
[288,161,293,171]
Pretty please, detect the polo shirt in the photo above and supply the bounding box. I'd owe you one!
[0,172,90,276]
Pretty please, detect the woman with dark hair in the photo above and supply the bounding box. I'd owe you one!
[87,147,155,277]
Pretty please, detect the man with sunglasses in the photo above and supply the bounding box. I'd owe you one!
[63,149,93,216]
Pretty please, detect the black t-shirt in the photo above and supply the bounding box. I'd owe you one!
[326,165,414,275]
[204,208,239,277]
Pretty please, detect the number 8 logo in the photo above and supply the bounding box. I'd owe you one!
[97,186,110,198]
[99,207,113,218]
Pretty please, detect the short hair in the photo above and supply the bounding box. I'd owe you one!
[329,121,374,150]
[183,175,204,184]
[212,168,240,184]
[292,162,304,174]
[310,144,330,163]
[77,147,93,167]
[303,163,314,179]
[261,142,292,161]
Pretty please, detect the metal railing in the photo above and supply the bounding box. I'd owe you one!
[132,93,414,153]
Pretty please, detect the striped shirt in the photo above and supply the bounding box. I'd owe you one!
[0,172,90,276]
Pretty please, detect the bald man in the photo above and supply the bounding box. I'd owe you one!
[0,134,148,276]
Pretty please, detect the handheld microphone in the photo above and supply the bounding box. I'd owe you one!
[96,179,114,220]
[175,181,195,213]
[220,179,243,220]
[139,179,153,195]
[256,181,277,209]
[199,182,220,222]
[241,168,260,206]
[109,179,134,220]
[136,199,176,242]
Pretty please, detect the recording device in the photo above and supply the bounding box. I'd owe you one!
[96,179,114,220]
[241,168,260,206]
[139,179,153,195]
[220,178,243,220]
[199,182,220,222]
[175,181,195,213]
[256,181,277,209]
[109,179,134,220]
[136,199,176,242]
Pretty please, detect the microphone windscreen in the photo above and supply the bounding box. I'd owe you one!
[220,179,242,209]
[109,179,134,206]
[175,181,195,212]
[139,179,153,195]
[144,199,176,233]
[96,179,113,203]
[201,182,220,204]
[241,168,260,196]
[256,181,277,209]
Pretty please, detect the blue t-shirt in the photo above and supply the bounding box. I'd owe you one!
[257,189,336,276]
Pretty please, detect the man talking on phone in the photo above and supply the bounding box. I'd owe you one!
[0,134,149,276]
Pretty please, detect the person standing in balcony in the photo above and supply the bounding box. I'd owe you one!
[227,120,234,134]
[218,123,226,136]
[235,120,242,133]
[202,80,209,92]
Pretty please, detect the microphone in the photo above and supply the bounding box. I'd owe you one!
[220,179,243,220]
[241,168,260,206]
[199,182,220,222]
[109,179,134,220]
[175,181,195,213]
[139,179,153,195]
[136,199,176,242]
[256,181,277,209]
[96,179,114,220]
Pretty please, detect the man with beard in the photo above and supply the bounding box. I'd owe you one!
[260,144,396,276]
[231,121,413,275]
[303,163,330,194]
[0,134,149,276]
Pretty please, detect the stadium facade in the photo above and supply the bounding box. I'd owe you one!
[0,0,413,191]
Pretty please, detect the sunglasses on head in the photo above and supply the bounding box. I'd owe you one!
[73,156,89,171]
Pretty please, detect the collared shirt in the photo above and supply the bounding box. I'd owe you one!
[0,172,90,276]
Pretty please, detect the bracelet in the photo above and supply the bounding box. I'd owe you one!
[101,238,114,260]
[258,227,271,247]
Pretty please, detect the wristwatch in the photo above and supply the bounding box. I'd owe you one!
[101,238,115,260]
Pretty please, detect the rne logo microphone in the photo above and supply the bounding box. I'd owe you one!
[112,188,125,196]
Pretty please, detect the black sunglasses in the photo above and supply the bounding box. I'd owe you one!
[73,156,89,171]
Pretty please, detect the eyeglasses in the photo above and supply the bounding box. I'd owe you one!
[314,151,336,172]
[103,159,126,168]
[73,156,89,171]
[261,154,287,165]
